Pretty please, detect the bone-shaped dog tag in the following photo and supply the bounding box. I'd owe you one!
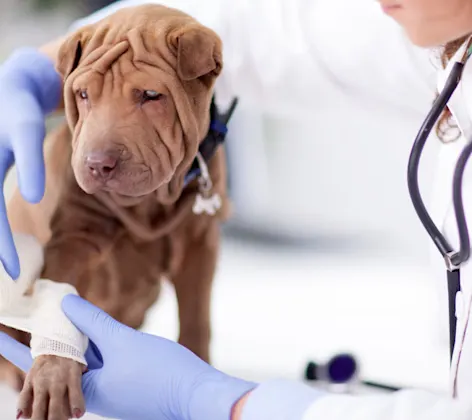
[192,193,222,216]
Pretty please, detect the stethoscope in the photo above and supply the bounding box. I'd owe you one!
[408,37,472,363]
[304,38,472,392]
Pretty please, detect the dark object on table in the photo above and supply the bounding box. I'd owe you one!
[304,354,401,392]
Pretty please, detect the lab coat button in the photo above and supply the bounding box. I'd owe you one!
[456,291,465,319]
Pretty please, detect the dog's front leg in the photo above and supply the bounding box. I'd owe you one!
[42,236,99,291]
[14,234,106,420]
[169,220,220,364]
[0,326,28,391]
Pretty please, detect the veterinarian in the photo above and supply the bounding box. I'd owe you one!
[2,0,472,419]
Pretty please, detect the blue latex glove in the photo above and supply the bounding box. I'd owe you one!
[0,48,61,278]
[0,295,257,420]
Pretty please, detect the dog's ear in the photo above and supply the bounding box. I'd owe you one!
[56,34,83,80]
[170,26,222,82]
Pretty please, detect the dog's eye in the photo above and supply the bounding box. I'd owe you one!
[143,90,163,101]
[77,90,88,100]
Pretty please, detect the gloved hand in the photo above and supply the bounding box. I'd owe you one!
[0,295,257,420]
[0,48,61,279]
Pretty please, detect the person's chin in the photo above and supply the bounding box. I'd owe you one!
[378,10,445,48]
[404,28,454,48]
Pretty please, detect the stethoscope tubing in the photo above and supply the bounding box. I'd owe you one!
[407,56,472,362]
[407,62,464,261]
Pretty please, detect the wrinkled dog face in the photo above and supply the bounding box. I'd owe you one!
[57,5,222,198]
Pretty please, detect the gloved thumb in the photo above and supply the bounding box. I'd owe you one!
[0,149,20,279]
[62,295,125,352]
[11,119,46,204]
[0,332,32,372]
[81,368,102,413]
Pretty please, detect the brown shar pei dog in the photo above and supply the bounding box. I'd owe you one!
[0,4,232,419]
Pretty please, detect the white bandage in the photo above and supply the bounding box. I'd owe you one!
[0,233,88,365]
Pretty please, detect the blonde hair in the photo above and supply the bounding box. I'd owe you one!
[436,36,469,141]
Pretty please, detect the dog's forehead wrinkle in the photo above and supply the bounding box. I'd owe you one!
[127,26,152,61]
[88,22,173,67]
[111,61,121,97]
[84,40,130,75]
[124,31,177,78]
[104,56,170,97]
[132,58,177,82]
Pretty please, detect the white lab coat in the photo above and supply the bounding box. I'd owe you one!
[72,0,472,418]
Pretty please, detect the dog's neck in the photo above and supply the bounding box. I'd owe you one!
[95,188,196,242]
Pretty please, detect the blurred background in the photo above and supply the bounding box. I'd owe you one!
[0,0,454,418]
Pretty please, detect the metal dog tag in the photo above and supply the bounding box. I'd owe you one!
[193,193,222,216]
[192,152,222,216]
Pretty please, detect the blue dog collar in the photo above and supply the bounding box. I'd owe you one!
[184,96,237,187]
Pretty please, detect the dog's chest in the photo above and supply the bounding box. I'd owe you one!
[102,193,182,243]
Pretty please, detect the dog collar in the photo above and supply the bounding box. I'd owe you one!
[184,96,238,187]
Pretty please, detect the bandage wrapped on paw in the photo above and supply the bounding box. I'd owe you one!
[0,233,88,365]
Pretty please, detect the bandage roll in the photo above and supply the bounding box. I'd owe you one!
[0,233,88,365]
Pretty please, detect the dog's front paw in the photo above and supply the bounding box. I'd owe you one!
[0,356,26,392]
[0,326,28,392]
[18,355,86,420]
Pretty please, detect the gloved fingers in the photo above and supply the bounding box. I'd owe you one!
[0,332,32,372]
[81,368,101,411]
[10,121,46,204]
[62,295,125,352]
[0,148,20,279]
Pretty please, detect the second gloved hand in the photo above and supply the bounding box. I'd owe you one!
[0,295,257,420]
[0,48,61,278]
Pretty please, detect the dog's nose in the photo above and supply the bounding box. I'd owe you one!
[86,150,120,180]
